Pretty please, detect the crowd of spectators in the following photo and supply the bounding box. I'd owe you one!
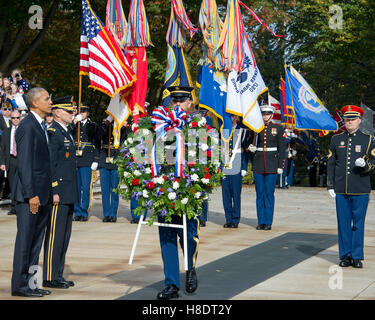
[0,68,30,202]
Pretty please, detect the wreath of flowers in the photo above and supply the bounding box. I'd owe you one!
[116,106,224,225]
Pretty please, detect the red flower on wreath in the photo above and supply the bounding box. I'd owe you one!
[171,202,175,209]
[204,173,211,179]
[206,150,212,157]
[191,121,198,128]
[147,181,155,190]
[132,179,139,186]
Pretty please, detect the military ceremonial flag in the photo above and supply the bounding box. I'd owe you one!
[197,63,233,141]
[269,94,281,124]
[161,0,198,108]
[105,0,127,49]
[80,0,135,97]
[226,38,267,132]
[285,65,337,132]
[124,0,152,123]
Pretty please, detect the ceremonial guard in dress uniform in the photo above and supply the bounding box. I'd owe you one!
[72,104,99,221]
[248,104,286,230]
[221,116,249,228]
[97,118,127,222]
[43,96,78,289]
[156,86,199,300]
[327,105,375,268]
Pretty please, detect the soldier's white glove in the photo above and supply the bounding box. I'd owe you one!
[277,168,283,175]
[91,162,98,171]
[248,144,257,153]
[288,152,292,159]
[355,157,366,167]
[241,170,247,177]
[75,114,83,122]
[328,189,336,198]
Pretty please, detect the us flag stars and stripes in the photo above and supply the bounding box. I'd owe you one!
[80,0,135,97]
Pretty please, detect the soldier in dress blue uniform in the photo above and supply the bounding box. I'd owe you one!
[42,96,78,289]
[248,104,286,230]
[72,105,99,221]
[156,86,199,300]
[221,116,249,228]
[97,118,128,222]
[327,105,375,268]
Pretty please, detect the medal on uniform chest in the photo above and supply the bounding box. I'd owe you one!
[355,145,361,153]
[65,152,70,158]
[271,128,277,135]
[76,149,83,156]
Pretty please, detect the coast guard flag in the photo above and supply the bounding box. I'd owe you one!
[197,63,233,141]
[285,65,337,131]
[226,39,267,132]
[80,0,135,97]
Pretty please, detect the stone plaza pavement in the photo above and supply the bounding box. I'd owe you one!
[0,186,374,300]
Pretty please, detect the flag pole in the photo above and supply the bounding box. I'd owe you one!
[76,74,82,156]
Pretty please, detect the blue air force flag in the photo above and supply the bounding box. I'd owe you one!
[197,63,233,141]
[226,40,267,133]
[285,66,338,131]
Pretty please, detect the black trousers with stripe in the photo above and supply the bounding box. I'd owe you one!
[43,203,74,281]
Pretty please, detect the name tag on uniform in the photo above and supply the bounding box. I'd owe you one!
[271,128,277,135]
[355,145,361,153]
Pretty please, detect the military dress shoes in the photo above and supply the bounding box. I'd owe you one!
[352,259,363,268]
[185,268,198,294]
[130,219,139,224]
[35,288,51,295]
[43,280,70,289]
[12,288,44,298]
[256,224,265,230]
[81,217,88,222]
[74,216,82,221]
[110,216,117,223]
[103,216,111,222]
[264,225,272,230]
[223,223,232,228]
[156,285,179,300]
[339,255,352,267]
[61,278,75,287]
[231,223,238,228]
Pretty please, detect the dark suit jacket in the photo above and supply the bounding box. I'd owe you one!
[0,127,11,168]
[11,112,52,205]
[48,121,79,204]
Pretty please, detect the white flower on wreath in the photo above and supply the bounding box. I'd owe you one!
[168,192,177,200]
[143,190,149,198]
[129,147,136,155]
[198,118,206,127]
[153,176,164,184]
[188,150,196,157]
[181,198,188,205]
[201,143,209,152]
[123,171,130,178]
[127,137,134,144]
[134,170,141,177]
[201,178,210,184]
[191,173,199,182]
[173,181,179,190]
[145,167,152,174]
[195,192,201,199]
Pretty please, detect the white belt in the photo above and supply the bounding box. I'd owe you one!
[256,147,277,152]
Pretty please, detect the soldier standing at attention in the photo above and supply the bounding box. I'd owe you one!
[327,105,375,268]
[43,96,78,289]
[248,104,286,231]
[73,104,99,221]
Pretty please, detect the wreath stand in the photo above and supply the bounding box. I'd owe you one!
[128,212,189,271]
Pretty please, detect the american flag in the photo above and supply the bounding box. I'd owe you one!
[80,0,135,97]
[334,109,346,135]
[269,94,281,124]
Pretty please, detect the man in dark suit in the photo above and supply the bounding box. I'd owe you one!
[11,87,53,297]
[42,96,78,289]
[0,100,12,199]
[0,109,22,214]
